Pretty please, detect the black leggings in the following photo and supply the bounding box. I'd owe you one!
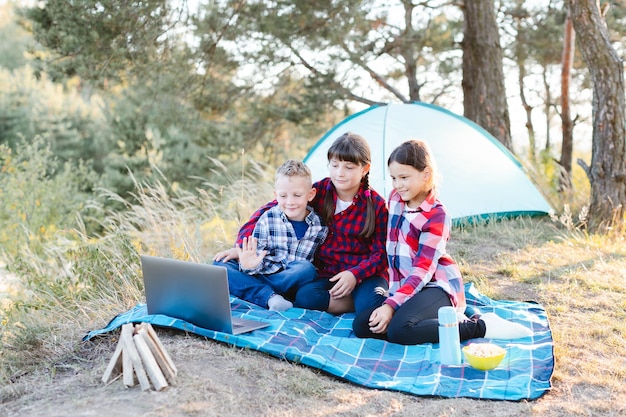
[352,287,486,345]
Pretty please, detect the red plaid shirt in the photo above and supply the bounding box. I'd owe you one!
[237,177,388,283]
[385,189,466,311]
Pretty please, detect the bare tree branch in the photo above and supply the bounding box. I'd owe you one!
[336,39,408,102]
[288,46,381,106]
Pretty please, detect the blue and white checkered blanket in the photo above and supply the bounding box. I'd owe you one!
[85,283,553,400]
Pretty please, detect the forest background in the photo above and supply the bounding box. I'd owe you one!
[0,1,625,416]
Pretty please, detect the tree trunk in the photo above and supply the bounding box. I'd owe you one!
[462,0,513,151]
[559,11,575,191]
[542,69,552,152]
[518,62,536,163]
[512,1,536,163]
[567,0,626,231]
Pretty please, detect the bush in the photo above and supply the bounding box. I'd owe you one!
[0,154,273,383]
[0,136,98,259]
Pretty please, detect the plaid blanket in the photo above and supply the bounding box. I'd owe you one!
[85,283,553,400]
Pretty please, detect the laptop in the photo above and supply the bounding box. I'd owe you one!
[140,255,270,335]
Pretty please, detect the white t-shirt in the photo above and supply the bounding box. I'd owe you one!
[334,198,352,214]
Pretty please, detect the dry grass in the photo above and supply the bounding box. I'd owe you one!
[1,178,625,416]
[451,220,626,416]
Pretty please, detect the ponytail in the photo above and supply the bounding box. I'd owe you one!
[320,180,336,226]
[359,172,376,239]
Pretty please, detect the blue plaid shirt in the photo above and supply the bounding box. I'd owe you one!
[242,205,328,275]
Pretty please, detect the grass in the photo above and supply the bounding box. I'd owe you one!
[451,220,626,416]
[1,168,625,415]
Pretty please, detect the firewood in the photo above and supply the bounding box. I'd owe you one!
[122,343,135,387]
[138,323,178,376]
[101,322,178,391]
[101,335,124,384]
[120,323,151,390]
[133,332,168,391]
[136,327,177,384]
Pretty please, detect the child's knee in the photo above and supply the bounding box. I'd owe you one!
[295,287,329,310]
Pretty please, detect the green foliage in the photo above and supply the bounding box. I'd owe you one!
[0,61,284,205]
[14,0,334,195]
[0,137,98,259]
[0,67,113,180]
[0,3,32,71]
[0,136,100,374]
[223,0,463,104]
[505,2,568,67]
[97,80,284,199]
[19,0,173,85]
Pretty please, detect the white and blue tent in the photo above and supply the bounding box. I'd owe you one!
[303,102,553,222]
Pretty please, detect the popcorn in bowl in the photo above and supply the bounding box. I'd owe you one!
[462,343,507,371]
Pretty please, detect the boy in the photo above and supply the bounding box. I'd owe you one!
[214,160,328,311]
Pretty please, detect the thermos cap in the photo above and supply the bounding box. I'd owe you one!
[438,306,457,325]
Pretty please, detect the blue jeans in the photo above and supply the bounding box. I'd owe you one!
[213,259,318,308]
[294,275,388,313]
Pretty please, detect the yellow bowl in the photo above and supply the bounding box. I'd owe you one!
[462,343,506,371]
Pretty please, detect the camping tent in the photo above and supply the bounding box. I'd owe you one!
[303,102,553,222]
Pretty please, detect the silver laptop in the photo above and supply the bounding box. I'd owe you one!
[140,255,270,335]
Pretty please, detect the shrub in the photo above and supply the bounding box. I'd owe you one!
[0,136,98,259]
[0,154,273,382]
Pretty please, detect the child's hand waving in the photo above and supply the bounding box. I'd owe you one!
[237,236,267,270]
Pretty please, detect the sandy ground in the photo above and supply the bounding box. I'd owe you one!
[0,328,540,417]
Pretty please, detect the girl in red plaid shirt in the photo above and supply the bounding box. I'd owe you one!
[352,140,532,344]
[215,132,389,315]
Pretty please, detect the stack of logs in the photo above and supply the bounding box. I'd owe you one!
[102,322,177,391]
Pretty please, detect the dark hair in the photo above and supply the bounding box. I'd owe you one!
[321,132,376,238]
[388,139,437,194]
